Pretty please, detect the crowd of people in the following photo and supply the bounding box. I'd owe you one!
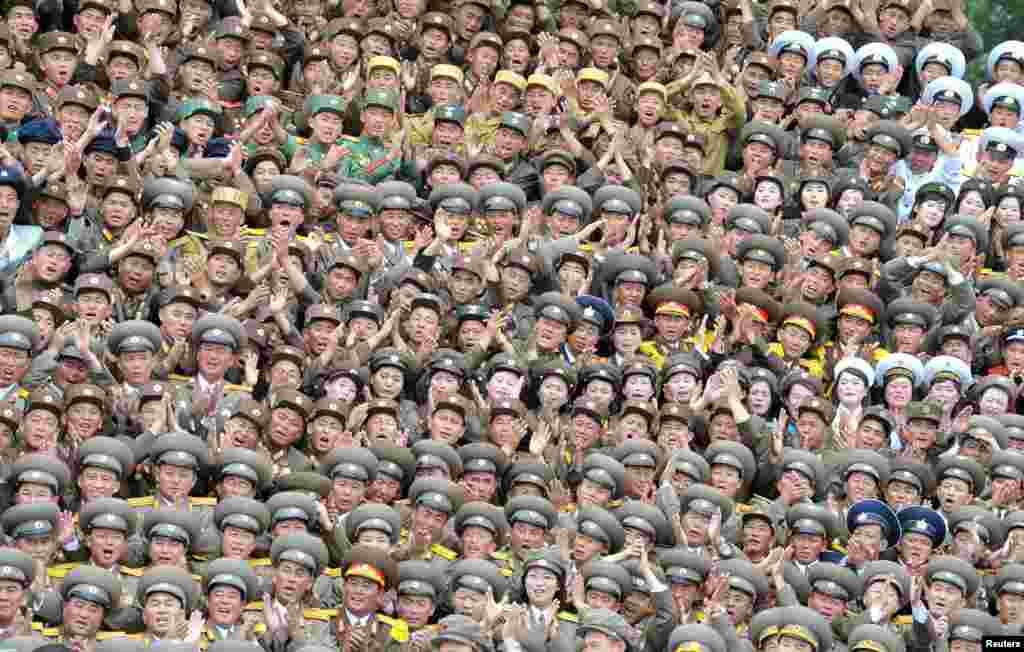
[0,0,1021,649]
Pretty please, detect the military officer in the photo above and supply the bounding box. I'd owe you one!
[0,548,35,636]
[210,496,272,574]
[396,478,465,566]
[0,315,39,407]
[320,447,378,528]
[448,558,509,618]
[946,610,1003,650]
[65,497,141,609]
[129,433,213,538]
[174,315,251,438]
[136,565,198,644]
[786,503,839,571]
[130,509,203,576]
[343,503,402,552]
[214,448,273,501]
[452,501,509,568]
[200,559,263,647]
[394,560,445,634]
[41,566,122,645]
[335,89,407,185]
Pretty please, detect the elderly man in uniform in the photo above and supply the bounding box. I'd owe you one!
[200,559,263,647]
[174,315,252,438]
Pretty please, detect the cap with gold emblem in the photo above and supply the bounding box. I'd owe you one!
[213,496,271,536]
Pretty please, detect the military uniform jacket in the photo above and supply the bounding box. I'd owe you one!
[878,257,977,326]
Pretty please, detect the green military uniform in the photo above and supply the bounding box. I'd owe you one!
[451,502,510,572]
[266,533,342,644]
[336,89,408,184]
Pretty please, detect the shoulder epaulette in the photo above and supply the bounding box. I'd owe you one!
[121,567,144,577]
[403,240,417,254]
[379,615,410,642]
[962,129,983,137]
[304,608,338,621]
[430,544,458,561]
[48,562,80,578]
[342,135,360,142]
[127,496,155,508]
[43,627,60,636]
[324,567,341,577]
[249,558,273,568]
[98,632,139,640]
[607,499,623,509]
[167,374,194,384]
[557,611,578,623]
[457,241,478,252]
[17,388,28,399]
[190,497,218,507]
[500,568,514,577]
[735,503,753,513]
[893,615,913,626]
[31,622,41,632]
[193,574,203,582]
[224,384,253,393]
[490,550,511,561]
[246,601,264,610]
